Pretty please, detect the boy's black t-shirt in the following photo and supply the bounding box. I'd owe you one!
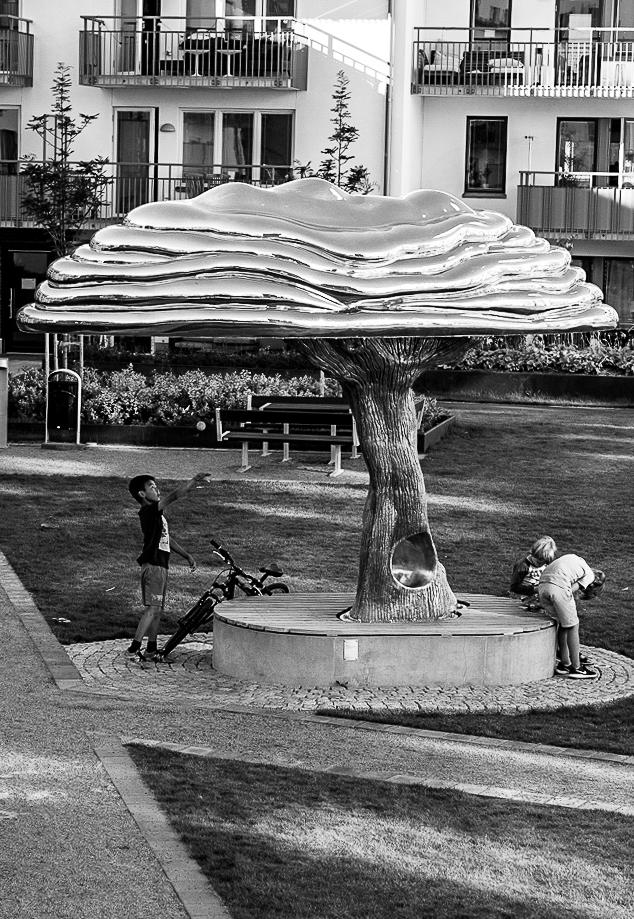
[137,502,170,568]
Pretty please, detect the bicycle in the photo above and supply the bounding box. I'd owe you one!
[158,538,289,659]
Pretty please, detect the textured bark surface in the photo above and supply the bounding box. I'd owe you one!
[299,338,464,622]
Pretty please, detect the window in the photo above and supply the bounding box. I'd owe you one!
[261,112,292,183]
[0,107,18,174]
[471,0,512,30]
[465,117,507,195]
[183,112,215,174]
[222,112,253,179]
[556,118,597,186]
[471,0,511,44]
[181,109,293,184]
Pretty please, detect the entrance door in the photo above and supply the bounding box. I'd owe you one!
[117,0,160,74]
[116,110,153,214]
[1,248,49,353]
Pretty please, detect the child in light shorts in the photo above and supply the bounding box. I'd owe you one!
[537,553,606,680]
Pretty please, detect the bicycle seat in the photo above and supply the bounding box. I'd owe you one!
[260,564,283,577]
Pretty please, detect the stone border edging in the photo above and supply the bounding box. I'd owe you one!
[0,550,84,691]
[128,737,634,816]
[213,705,634,767]
[94,735,233,919]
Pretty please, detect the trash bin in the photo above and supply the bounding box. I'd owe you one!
[45,370,82,445]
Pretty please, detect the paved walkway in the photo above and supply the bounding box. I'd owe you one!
[68,635,634,714]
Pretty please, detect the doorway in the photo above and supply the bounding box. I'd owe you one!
[116,109,154,214]
[1,247,49,353]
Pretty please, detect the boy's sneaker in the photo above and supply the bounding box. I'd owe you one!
[554,661,570,676]
[126,642,141,656]
[565,664,598,680]
[556,652,590,665]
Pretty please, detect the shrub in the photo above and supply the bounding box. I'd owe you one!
[446,336,634,376]
[8,366,341,425]
[7,367,46,421]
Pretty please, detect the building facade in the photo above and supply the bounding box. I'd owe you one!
[1,0,633,353]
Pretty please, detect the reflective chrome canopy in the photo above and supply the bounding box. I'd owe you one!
[18,179,618,337]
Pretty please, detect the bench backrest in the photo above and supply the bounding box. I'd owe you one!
[215,407,355,439]
[248,394,349,410]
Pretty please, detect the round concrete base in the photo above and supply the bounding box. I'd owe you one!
[213,592,557,688]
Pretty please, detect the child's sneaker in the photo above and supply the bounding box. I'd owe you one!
[126,642,141,656]
[554,661,570,676]
[565,664,598,680]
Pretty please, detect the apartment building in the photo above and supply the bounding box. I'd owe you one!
[403,0,634,327]
[1,1,633,354]
[0,0,390,353]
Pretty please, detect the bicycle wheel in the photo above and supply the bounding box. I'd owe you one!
[262,582,290,595]
[161,595,217,657]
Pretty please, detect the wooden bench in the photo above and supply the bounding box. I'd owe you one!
[215,407,360,476]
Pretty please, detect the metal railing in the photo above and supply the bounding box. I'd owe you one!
[79,15,306,89]
[413,26,634,96]
[0,16,33,86]
[0,160,298,227]
[518,170,634,239]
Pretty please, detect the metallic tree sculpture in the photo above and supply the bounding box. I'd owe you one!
[19,179,618,622]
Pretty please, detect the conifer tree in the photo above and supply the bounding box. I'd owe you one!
[21,63,111,256]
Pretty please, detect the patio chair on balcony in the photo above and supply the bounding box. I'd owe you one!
[460,50,525,87]
[246,34,290,79]
[184,173,205,196]
[417,46,461,85]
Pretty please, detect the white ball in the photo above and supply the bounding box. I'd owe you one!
[196,420,206,432]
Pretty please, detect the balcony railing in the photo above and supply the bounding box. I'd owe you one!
[0,160,298,228]
[518,171,634,239]
[413,26,634,97]
[0,16,33,86]
[79,15,307,89]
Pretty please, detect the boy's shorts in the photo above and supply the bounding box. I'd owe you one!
[537,583,578,627]
[141,564,168,609]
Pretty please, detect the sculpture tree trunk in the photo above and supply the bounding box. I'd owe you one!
[300,337,466,622]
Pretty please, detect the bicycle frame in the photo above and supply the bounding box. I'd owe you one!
[158,538,288,658]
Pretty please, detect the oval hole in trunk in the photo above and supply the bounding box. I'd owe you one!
[391,532,437,590]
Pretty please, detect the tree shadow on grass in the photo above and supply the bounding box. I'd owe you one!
[129,748,633,919]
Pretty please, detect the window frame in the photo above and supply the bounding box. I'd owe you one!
[464,115,508,197]
[180,107,294,181]
[555,116,599,186]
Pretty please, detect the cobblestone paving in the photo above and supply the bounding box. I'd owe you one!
[67,637,634,714]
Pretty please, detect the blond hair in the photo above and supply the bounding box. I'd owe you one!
[530,536,557,564]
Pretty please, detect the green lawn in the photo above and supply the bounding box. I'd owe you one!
[128,744,634,919]
[0,404,632,751]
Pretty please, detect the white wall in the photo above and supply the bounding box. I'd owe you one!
[294,1,390,192]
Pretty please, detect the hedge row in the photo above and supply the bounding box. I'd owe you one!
[8,365,445,431]
[448,338,634,375]
[8,367,340,425]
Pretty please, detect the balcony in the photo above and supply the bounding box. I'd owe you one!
[518,171,634,241]
[0,16,33,86]
[79,15,307,90]
[0,160,298,228]
[412,27,634,98]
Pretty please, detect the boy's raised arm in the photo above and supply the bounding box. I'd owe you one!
[158,472,212,510]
